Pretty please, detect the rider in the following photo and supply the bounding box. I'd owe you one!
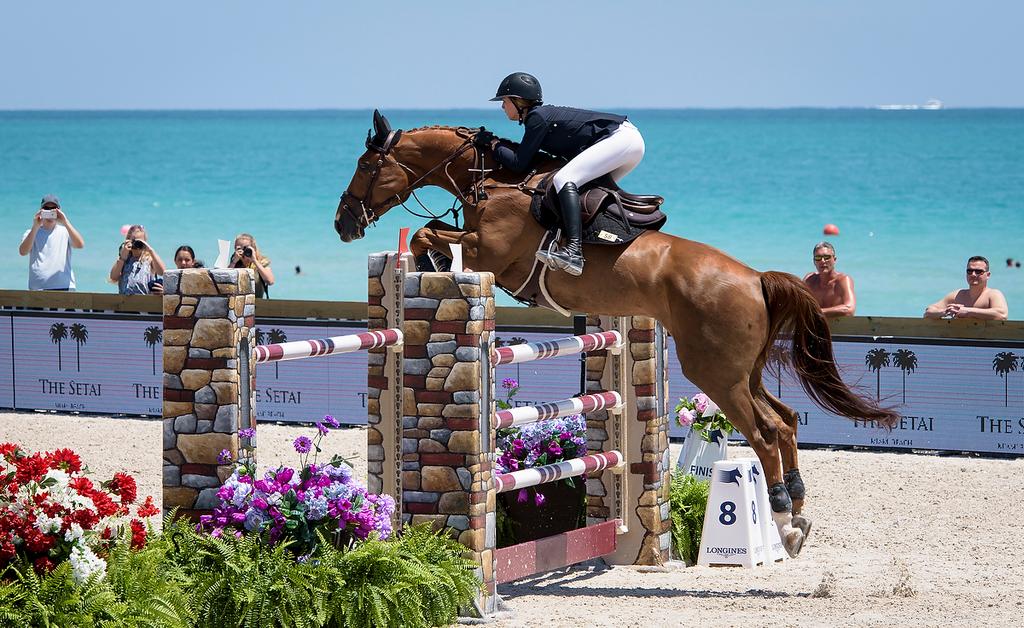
[479,72,645,276]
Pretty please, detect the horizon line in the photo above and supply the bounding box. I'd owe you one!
[3,105,1024,113]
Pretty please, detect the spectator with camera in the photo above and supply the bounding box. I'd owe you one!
[109,224,167,295]
[230,233,274,298]
[18,195,85,291]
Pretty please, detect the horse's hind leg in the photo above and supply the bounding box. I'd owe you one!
[759,387,812,539]
[704,381,807,558]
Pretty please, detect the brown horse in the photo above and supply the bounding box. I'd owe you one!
[335,112,898,557]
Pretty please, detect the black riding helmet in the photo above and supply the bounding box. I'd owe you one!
[490,72,543,103]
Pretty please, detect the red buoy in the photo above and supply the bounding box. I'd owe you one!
[822,224,840,236]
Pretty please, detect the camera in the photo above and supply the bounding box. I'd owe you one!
[39,209,57,220]
[243,247,254,258]
[148,277,164,290]
[131,239,145,249]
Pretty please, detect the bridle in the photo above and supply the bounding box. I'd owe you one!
[339,127,491,233]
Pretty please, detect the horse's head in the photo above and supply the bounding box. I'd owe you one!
[334,110,410,242]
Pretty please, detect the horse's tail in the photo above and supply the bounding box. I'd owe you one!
[759,271,899,427]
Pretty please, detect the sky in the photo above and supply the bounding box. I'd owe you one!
[1,0,1022,110]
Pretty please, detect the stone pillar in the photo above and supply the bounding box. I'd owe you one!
[367,253,407,524]
[370,265,497,616]
[162,268,256,519]
[585,315,671,565]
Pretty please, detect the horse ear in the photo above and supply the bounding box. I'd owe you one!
[372,109,392,138]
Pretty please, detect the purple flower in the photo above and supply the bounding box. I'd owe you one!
[316,422,329,436]
[323,415,340,428]
[517,489,528,503]
[275,467,295,484]
[534,491,546,506]
[502,377,519,390]
[294,436,312,454]
[217,449,232,464]
[239,427,256,439]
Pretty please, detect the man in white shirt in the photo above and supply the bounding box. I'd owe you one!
[18,195,86,291]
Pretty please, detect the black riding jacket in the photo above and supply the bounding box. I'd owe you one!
[493,105,627,173]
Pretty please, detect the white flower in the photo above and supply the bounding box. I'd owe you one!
[64,522,85,543]
[69,545,106,584]
[43,469,71,489]
[34,512,63,535]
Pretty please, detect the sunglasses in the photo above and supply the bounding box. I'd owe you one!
[813,255,834,261]
[966,269,987,276]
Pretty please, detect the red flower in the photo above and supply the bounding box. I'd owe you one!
[14,453,49,485]
[33,556,56,573]
[0,443,21,460]
[137,495,160,518]
[90,491,118,518]
[129,519,147,549]
[23,529,55,554]
[67,508,99,530]
[70,476,94,494]
[106,472,138,505]
[45,448,82,473]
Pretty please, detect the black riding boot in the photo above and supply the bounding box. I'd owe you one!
[536,182,585,276]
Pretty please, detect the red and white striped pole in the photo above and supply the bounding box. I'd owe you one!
[494,391,622,429]
[492,330,622,366]
[254,328,403,364]
[494,451,624,493]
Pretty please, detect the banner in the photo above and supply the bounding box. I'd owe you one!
[0,315,13,409]
[2,309,1023,456]
[10,313,164,415]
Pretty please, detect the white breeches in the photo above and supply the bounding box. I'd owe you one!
[552,120,645,191]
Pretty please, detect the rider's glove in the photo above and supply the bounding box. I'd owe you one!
[473,128,496,149]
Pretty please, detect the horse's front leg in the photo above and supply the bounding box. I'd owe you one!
[410,225,480,271]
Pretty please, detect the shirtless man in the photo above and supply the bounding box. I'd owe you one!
[924,256,1008,320]
[803,241,855,318]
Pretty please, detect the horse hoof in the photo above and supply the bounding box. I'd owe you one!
[783,528,805,558]
[792,514,813,539]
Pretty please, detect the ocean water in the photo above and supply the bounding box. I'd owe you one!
[1,109,1021,317]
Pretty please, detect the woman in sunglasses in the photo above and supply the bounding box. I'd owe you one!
[924,256,1008,320]
[802,241,856,318]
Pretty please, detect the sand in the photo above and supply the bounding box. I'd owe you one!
[3,410,1022,627]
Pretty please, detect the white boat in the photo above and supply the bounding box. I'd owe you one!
[875,99,943,111]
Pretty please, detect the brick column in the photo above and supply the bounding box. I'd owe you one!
[370,263,498,616]
[585,315,671,565]
[162,268,256,518]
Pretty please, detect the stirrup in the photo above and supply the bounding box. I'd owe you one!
[535,242,584,277]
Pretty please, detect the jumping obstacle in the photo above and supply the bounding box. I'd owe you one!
[368,252,671,616]
[253,329,403,363]
[160,267,405,518]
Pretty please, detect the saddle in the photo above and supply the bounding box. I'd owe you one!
[530,173,667,245]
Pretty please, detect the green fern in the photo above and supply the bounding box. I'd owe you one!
[669,473,711,565]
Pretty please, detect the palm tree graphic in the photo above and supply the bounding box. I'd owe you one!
[267,328,287,379]
[254,327,266,347]
[768,341,791,398]
[144,326,163,375]
[69,323,89,372]
[891,349,918,404]
[49,323,68,371]
[992,352,1019,408]
[864,348,891,401]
